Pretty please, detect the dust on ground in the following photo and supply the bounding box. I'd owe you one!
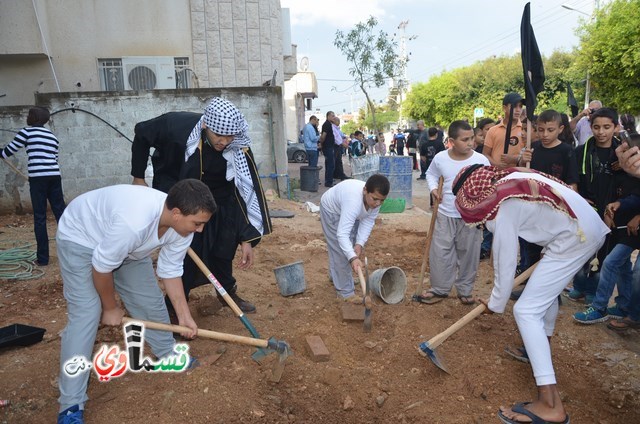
[1,194,639,424]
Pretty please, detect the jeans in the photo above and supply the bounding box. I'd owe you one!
[572,263,599,296]
[629,257,640,321]
[29,176,66,264]
[481,228,492,253]
[323,147,335,186]
[306,149,319,168]
[591,243,634,313]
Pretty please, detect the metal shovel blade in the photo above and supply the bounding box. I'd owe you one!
[418,341,449,374]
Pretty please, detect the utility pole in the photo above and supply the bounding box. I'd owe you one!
[395,21,417,128]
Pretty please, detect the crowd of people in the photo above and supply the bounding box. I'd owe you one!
[2,93,639,424]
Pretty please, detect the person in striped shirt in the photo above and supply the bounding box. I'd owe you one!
[1,106,66,265]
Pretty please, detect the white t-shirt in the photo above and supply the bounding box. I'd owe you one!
[426,150,490,218]
[320,179,380,259]
[57,185,193,279]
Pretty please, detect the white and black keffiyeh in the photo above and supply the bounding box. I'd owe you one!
[185,98,264,235]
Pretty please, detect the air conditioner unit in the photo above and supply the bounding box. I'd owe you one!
[121,56,176,90]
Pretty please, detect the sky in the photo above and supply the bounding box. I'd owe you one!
[280,0,600,116]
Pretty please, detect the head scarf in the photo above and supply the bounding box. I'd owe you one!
[453,166,577,226]
[184,97,264,235]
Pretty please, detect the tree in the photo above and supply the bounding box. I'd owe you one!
[334,16,398,133]
[575,0,640,113]
[403,51,580,126]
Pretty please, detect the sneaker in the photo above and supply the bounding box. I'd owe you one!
[606,304,627,320]
[416,176,426,180]
[564,289,585,302]
[339,294,363,305]
[573,306,608,324]
[58,405,84,424]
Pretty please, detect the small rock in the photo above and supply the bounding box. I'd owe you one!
[410,368,420,375]
[343,396,355,411]
[376,394,387,407]
[375,345,384,353]
[364,341,377,349]
[216,346,228,354]
[252,409,266,417]
[456,395,465,402]
[203,387,209,393]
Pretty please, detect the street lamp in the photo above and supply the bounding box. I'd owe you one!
[561,4,590,16]
[562,2,599,108]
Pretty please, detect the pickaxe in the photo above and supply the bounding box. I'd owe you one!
[419,261,538,373]
[123,317,292,382]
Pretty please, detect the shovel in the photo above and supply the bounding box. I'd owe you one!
[122,317,292,382]
[418,261,538,373]
[412,176,444,302]
[357,262,372,333]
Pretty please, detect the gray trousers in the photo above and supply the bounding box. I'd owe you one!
[428,213,482,297]
[57,239,175,412]
[320,207,359,298]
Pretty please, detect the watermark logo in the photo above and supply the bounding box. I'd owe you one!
[63,321,190,382]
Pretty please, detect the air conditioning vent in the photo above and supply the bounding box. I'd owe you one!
[121,56,176,90]
[127,65,157,90]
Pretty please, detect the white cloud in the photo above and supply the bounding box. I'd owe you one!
[280,0,389,28]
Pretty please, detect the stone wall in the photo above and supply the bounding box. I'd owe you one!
[0,87,286,213]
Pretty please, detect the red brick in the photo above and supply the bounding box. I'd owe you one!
[305,335,330,362]
[340,303,365,322]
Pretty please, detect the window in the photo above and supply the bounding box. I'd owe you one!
[174,57,191,89]
[98,58,124,91]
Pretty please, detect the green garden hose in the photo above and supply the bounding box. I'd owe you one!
[0,243,45,280]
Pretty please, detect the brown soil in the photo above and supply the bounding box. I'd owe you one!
[1,199,639,424]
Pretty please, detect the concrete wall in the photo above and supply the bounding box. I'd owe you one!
[0,88,287,214]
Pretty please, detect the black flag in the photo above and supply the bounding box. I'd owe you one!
[567,83,579,118]
[520,2,545,121]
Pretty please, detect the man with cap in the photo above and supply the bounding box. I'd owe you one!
[131,98,272,313]
[482,93,525,169]
[453,165,609,424]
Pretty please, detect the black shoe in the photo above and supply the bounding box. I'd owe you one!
[219,292,256,314]
[479,250,490,260]
[416,176,426,180]
[324,183,334,188]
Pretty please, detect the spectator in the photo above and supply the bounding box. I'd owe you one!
[417,127,445,181]
[482,93,524,169]
[302,115,320,167]
[319,111,337,187]
[394,129,406,156]
[569,100,602,146]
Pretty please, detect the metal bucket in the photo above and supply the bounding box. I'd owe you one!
[368,266,407,304]
[273,261,306,296]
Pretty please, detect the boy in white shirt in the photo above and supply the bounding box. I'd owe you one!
[320,174,389,302]
[416,120,490,304]
[56,179,215,424]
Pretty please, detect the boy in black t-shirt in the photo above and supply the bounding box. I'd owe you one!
[528,110,579,189]
[417,127,445,180]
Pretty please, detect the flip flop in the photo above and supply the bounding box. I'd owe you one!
[415,291,448,304]
[607,317,640,331]
[458,295,475,305]
[504,345,530,363]
[498,402,570,424]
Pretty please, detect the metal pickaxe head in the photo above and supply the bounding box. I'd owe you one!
[418,341,449,374]
[248,337,292,383]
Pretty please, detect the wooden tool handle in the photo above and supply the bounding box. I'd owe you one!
[357,267,367,297]
[122,317,268,348]
[1,158,28,181]
[427,261,539,349]
[187,248,244,317]
[415,176,444,295]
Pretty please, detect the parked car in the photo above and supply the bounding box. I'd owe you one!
[287,140,307,163]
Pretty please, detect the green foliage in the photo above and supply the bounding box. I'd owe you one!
[334,16,398,130]
[404,51,581,126]
[575,0,640,113]
[341,120,360,136]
